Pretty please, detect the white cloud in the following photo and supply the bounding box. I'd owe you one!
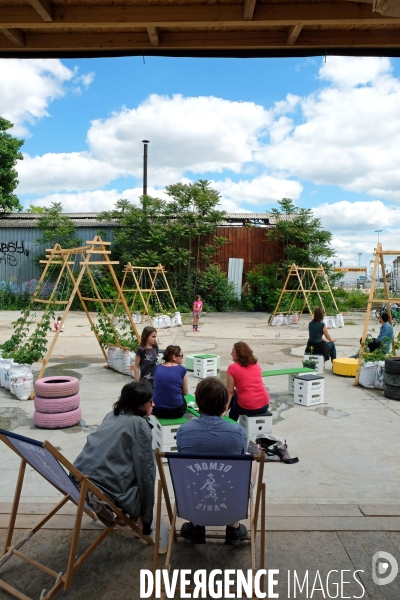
[314,200,400,231]
[18,152,119,194]
[87,94,270,181]
[213,175,302,206]
[26,186,168,212]
[0,59,94,136]
[257,57,400,202]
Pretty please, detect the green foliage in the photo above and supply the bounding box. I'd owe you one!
[36,202,82,249]
[197,264,238,312]
[0,284,30,310]
[99,180,228,307]
[0,300,56,364]
[267,198,335,273]
[91,311,138,352]
[333,288,368,311]
[241,264,281,312]
[0,117,23,213]
[25,205,45,213]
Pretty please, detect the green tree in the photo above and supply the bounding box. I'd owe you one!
[242,198,337,312]
[267,198,335,270]
[0,117,24,213]
[100,180,230,306]
[36,202,82,248]
[25,205,45,213]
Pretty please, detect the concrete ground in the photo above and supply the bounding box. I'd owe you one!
[1,310,400,599]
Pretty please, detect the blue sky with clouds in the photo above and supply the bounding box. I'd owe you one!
[2,55,400,268]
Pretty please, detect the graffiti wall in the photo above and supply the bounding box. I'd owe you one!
[0,226,113,294]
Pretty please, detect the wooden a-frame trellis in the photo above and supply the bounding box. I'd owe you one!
[354,243,400,385]
[113,262,177,326]
[22,236,140,385]
[270,263,338,324]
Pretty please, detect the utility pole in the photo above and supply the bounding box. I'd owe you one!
[142,140,149,197]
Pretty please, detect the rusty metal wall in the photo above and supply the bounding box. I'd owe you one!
[203,226,283,276]
[0,226,114,294]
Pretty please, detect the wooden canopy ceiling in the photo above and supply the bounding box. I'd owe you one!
[1,0,400,58]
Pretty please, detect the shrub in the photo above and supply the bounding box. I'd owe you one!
[197,265,238,312]
[241,264,281,312]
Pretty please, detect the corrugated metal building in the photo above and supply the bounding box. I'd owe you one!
[0,214,115,294]
[0,212,281,293]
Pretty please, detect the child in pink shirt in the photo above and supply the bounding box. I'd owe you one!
[192,295,203,332]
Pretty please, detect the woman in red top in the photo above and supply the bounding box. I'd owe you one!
[226,341,270,422]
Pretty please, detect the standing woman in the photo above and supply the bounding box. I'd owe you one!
[152,345,188,418]
[305,306,336,362]
[192,295,203,332]
[226,341,270,422]
[134,326,158,388]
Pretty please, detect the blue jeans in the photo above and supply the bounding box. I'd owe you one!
[326,342,336,360]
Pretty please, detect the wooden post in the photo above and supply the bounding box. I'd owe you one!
[354,244,380,385]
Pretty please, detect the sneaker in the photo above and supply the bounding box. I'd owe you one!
[225,524,248,546]
[180,522,206,544]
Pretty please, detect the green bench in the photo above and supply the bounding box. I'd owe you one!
[261,367,315,394]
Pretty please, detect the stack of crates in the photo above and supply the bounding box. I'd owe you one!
[193,354,219,378]
[238,412,273,444]
[293,374,325,406]
[149,415,187,454]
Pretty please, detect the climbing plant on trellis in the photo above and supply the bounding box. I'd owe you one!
[113,262,177,326]
[0,237,140,387]
[270,263,338,323]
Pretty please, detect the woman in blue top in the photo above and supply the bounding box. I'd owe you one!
[153,345,188,418]
[305,306,337,362]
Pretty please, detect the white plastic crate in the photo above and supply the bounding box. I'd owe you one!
[303,354,325,376]
[149,415,186,452]
[238,413,272,443]
[288,373,309,394]
[294,374,325,406]
[193,354,218,378]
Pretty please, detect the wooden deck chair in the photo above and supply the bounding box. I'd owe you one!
[0,428,153,600]
[153,449,266,599]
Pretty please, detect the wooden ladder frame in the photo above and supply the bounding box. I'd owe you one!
[270,263,338,324]
[10,236,140,389]
[114,262,177,326]
[354,243,400,385]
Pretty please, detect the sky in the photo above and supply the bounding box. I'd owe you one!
[1,54,400,269]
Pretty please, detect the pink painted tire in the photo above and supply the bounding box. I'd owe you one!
[34,376,79,398]
[34,393,80,414]
[34,407,82,429]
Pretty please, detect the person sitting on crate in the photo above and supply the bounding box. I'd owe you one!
[176,376,253,546]
[71,380,155,534]
[305,306,337,362]
[152,345,189,419]
[350,312,394,359]
[226,341,270,422]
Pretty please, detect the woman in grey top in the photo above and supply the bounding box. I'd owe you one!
[72,380,155,534]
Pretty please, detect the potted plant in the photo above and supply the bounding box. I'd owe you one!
[303,346,318,370]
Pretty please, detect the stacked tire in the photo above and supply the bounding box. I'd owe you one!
[34,376,81,428]
[384,358,400,401]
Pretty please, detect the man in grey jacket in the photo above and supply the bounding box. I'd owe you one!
[72,381,155,534]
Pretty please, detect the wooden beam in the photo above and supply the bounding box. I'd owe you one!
[243,0,257,21]
[0,28,25,47]
[147,26,159,46]
[0,3,398,29]
[287,24,302,45]
[1,28,400,51]
[28,0,53,22]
